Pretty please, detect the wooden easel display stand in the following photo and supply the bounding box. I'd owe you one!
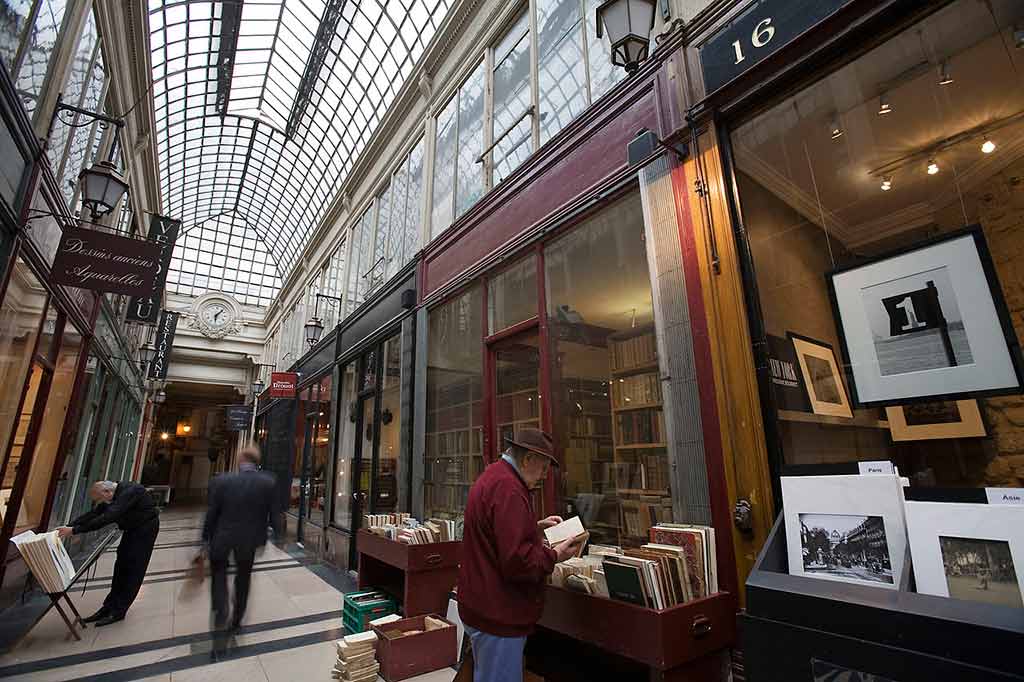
[356,529,461,617]
[527,586,736,682]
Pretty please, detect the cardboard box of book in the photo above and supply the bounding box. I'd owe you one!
[371,614,458,681]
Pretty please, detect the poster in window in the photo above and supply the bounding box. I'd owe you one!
[828,229,1024,407]
[766,334,811,412]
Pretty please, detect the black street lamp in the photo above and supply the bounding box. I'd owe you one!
[596,0,657,73]
[251,362,275,396]
[304,294,343,347]
[79,160,129,221]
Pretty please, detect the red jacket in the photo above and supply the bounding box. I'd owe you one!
[458,459,556,637]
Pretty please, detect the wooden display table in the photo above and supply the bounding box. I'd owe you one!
[356,529,461,617]
[528,586,736,681]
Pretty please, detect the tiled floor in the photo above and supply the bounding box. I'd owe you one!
[0,509,458,682]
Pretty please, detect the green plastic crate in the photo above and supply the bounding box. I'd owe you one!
[343,590,397,633]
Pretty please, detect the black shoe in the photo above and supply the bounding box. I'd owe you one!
[82,607,110,624]
[94,613,125,627]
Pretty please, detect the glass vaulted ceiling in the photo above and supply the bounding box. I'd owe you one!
[150,0,454,306]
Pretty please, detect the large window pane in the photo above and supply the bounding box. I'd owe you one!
[50,355,103,528]
[545,192,664,548]
[14,0,68,122]
[730,0,1024,488]
[47,12,96,177]
[404,138,425,258]
[456,62,486,217]
[487,255,538,334]
[0,0,33,72]
[333,364,357,528]
[425,286,483,520]
[375,335,401,512]
[584,0,624,102]
[537,0,587,144]
[492,11,532,185]
[431,95,457,237]
[373,183,392,291]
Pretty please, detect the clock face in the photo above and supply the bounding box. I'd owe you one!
[200,302,233,328]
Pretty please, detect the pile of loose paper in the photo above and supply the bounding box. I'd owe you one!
[9,530,76,593]
[333,630,379,681]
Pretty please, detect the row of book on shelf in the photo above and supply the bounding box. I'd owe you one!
[616,408,667,445]
[364,514,460,543]
[567,415,611,437]
[425,456,483,483]
[426,429,482,457]
[611,373,662,408]
[425,483,469,515]
[589,458,671,492]
[549,522,718,609]
[610,332,657,371]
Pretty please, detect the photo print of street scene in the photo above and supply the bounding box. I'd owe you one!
[939,536,1022,608]
[861,266,973,376]
[800,513,894,584]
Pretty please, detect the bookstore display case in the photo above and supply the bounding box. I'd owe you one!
[356,529,461,617]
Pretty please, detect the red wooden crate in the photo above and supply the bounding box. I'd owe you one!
[372,614,458,682]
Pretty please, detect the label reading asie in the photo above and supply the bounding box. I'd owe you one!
[985,488,1024,505]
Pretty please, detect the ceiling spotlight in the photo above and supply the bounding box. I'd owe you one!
[829,117,843,140]
[938,61,953,86]
[927,158,939,175]
[160,432,169,441]
[881,176,893,191]
[878,92,892,115]
[981,139,996,154]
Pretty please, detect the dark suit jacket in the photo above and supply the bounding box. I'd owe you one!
[71,481,158,534]
[203,468,280,556]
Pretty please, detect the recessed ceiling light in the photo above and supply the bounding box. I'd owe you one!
[927,159,939,175]
[878,92,892,115]
[881,176,893,191]
[981,139,996,154]
[938,61,953,86]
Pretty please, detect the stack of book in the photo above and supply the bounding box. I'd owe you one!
[10,530,76,594]
[424,518,457,542]
[332,631,379,681]
[596,524,718,609]
[610,332,658,371]
[363,513,411,529]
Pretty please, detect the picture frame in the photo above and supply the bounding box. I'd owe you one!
[885,399,986,442]
[905,500,1024,609]
[828,228,1024,407]
[766,334,811,413]
[781,474,907,590]
[787,333,853,419]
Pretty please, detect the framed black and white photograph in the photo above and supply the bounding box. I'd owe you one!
[905,500,1024,609]
[885,399,986,442]
[828,229,1024,407]
[782,474,907,589]
[788,333,854,418]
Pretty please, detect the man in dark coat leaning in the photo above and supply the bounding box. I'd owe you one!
[202,444,280,630]
[57,480,160,626]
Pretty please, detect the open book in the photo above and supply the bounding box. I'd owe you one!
[543,516,589,559]
[10,530,76,594]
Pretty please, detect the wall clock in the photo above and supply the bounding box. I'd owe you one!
[189,294,243,339]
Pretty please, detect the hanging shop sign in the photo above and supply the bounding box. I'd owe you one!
[269,372,298,399]
[148,310,179,380]
[51,226,161,296]
[224,405,253,431]
[126,214,181,324]
[699,0,853,94]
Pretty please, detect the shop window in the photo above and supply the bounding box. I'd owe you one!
[730,0,1024,487]
[487,255,538,334]
[0,257,47,523]
[425,285,484,520]
[311,374,332,522]
[375,335,402,512]
[544,192,663,547]
[491,10,533,186]
[50,354,102,528]
[334,364,358,528]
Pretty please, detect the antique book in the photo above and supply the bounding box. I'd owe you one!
[544,516,586,545]
[601,558,649,607]
[642,543,693,603]
[649,525,707,599]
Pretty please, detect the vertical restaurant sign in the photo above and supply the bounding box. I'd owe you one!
[51,226,162,295]
[126,214,181,324]
[148,310,179,380]
[699,0,853,94]
[269,372,298,399]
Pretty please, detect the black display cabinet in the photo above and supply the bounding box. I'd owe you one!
[742,517,1024,681]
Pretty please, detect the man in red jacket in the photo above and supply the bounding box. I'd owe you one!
[458,428,582,682]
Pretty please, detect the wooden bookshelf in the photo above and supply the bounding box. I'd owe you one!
[561,377,615,544]
[424,372,484,519]
[608,326,672,546]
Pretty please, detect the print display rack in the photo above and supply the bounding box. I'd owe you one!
[741,516,1024,681]
[526,586,736,681]
[355,529,460,618]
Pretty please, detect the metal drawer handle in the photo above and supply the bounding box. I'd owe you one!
[692,615,712,638]
[425,554,442,566]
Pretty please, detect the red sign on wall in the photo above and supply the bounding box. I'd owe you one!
[270,372,298,399]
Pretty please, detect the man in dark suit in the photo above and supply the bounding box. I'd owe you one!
[57,480,160,626]
[203,444,280,630]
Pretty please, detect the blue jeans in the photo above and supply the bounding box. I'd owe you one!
[465,624,527,682]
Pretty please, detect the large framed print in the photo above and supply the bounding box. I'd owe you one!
[781,474,907,590]
[905,500,1024,609]
[885,399,986,442]
[828,228,1024,407]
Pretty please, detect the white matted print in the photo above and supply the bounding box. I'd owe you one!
[905,501,1024,609]
[829,230,1023,406]
[789,334,853,419]
[782,475,907,590]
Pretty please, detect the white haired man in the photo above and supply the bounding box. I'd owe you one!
[57,480,159,626]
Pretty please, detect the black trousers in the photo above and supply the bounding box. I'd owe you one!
[210,545,256,627]
[104,517,159,615]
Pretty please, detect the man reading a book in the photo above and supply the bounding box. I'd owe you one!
[57,480,159,626]
[458,428,583,682]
